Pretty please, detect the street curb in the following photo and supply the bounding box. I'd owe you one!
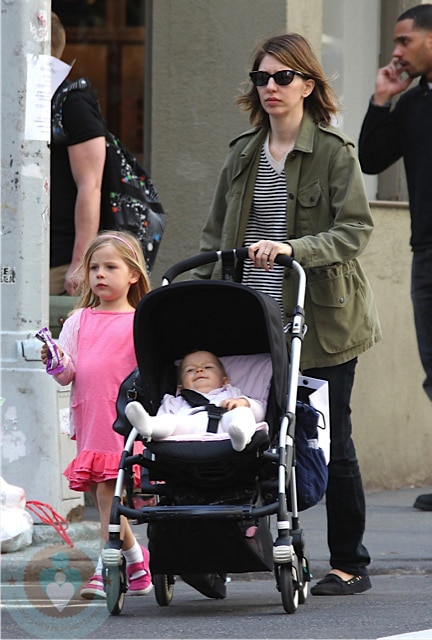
[1,522,103,585]
[2,521,430,583]
[31,521,101,547]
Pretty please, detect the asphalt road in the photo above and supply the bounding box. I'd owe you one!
[2,484,431,639]
[2,573,432,639]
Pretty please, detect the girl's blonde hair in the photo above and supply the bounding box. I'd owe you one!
[236,33,339,127]
[74,231,151,310]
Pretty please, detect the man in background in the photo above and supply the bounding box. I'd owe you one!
[358,4,432,512]
[50,12,106,295]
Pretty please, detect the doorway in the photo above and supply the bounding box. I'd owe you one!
[51,0,146,161]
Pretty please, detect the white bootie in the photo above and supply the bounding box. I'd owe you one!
[222,407,257,452]
[125,401,153,439]
[125,402,176,440]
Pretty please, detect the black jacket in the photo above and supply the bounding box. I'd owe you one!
[358,77,432,251]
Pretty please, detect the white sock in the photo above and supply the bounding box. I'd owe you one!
[95,554,103,576]
[123,540,145,578]
[125,401,153,438]
[125,401,176,440]
[123,539,143,564]
[222,407,257,452]
[228,423,256,451]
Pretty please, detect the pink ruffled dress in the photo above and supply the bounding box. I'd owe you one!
[58,307,141,492]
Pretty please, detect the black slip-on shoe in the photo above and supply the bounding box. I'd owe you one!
[310,573,371,596]
[413,493,432,511]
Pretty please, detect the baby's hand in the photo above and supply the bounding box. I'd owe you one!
[220,397,250,411]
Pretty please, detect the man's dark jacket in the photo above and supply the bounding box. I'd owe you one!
[358,77,432,252]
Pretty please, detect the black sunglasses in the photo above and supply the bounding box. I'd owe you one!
[249,69,306,87]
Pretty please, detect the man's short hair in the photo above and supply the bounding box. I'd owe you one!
[51,12,66,59]
[398,4,432,30]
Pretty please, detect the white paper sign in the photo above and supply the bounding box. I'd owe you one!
[24,54,71,141]
[50,56,72,97]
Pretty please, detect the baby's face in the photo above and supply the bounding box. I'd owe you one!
[180,351,228,394]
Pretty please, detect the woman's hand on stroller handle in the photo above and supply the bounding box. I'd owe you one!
[248,240,293,272]
[162,247,294,283]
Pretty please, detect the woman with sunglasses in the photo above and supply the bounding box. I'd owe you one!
[193,33,381,596]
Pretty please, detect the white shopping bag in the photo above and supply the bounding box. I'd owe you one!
[298,375,330,464]
[0,476,33,553]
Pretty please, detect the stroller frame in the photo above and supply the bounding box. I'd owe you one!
[102,248,309,615]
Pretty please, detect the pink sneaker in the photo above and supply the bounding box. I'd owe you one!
[126,545,153,595]
[80,574,106,600]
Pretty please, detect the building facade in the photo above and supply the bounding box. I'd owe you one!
[148,0,431,489]
[36,0,432,490]
[1,1,430,519]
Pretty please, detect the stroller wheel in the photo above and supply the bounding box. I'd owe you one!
[276,564,299,614]
[298,579,308,605]
[103,560,127,615]
[154,574,175,606]
[298,558,309,605]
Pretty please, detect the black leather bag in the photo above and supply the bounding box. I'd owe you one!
[113,367,144,435]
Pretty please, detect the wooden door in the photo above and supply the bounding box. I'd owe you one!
[52,0,145,161]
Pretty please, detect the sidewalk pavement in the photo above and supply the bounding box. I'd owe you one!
[301,483,432,578]
[2,484,431,582]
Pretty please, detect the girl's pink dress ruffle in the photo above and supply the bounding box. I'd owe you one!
[64,450,141,492]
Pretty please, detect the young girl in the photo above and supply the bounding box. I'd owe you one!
[41,231,152,600]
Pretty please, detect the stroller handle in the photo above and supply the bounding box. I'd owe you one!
[162,247,294,284]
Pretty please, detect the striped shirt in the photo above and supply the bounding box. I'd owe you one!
[242,138,287,313]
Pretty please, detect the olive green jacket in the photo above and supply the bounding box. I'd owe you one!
[194,112,381,369]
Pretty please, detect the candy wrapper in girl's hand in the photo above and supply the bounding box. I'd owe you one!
[35,327,65,375]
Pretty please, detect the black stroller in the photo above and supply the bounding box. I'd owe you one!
[102,248,321,615]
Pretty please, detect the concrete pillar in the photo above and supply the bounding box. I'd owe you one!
[286,0,323,55]
[1,3,82,518]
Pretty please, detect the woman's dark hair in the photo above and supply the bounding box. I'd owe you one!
[236,33,338,127]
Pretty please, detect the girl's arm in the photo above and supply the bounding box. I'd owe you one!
[42,310,82,385]
[52,351,74,386]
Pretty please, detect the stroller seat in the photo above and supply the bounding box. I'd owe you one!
[129,352,274,493]
[142,351,272,442]
[138,353,272,502]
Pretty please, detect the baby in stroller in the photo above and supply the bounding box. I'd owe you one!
[125,349,268,451]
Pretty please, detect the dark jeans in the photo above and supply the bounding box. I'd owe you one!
[304,358,370,576]
[411,249,432,401]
